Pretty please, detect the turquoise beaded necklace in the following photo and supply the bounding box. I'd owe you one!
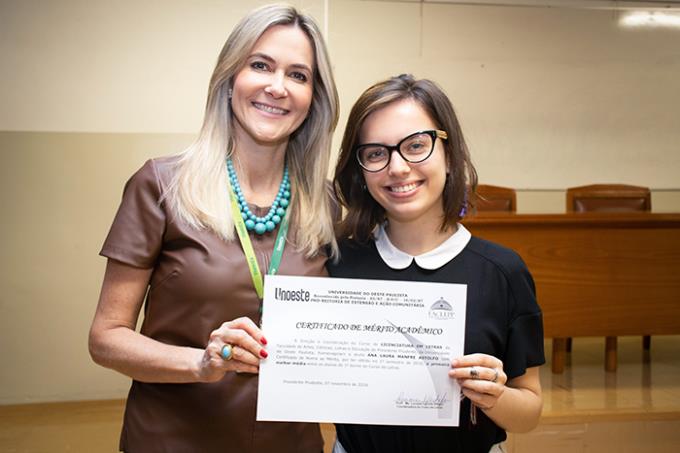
[227,158,290,235]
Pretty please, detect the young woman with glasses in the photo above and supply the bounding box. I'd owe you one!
[329,74,544,453]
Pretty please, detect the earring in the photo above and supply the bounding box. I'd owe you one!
[459,187,469,217]
[228,88,233,99]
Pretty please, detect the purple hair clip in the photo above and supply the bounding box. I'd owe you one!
[458,190,469,217]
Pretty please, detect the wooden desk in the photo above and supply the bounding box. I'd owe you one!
[463,212,680,373]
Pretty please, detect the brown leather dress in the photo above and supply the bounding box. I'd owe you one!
[101,156,325,453]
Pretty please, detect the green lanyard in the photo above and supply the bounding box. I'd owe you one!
[228,188,289,300]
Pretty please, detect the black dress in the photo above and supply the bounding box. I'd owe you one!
[326,228,544,453]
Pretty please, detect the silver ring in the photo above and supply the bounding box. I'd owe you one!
[221,344,233,361]
[492,368,499,383]
[470,367,479,379]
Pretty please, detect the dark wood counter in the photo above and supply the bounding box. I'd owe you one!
[463,212,680,372]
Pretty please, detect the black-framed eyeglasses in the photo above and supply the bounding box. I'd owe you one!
[355,130,448,173]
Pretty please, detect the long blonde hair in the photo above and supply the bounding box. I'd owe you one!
[166,4,339,258]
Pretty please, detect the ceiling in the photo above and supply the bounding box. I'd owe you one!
[366,0,680,7]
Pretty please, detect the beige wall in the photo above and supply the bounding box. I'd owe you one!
[1,0,679,404]
[0,132,194,403]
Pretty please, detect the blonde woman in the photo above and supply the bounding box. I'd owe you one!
[329,74,543,453]
[89,5,338,452]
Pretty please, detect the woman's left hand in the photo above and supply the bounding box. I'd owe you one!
[449,353,507,410]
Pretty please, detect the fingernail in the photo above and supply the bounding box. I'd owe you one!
[260,336,268,345]
[259,349,268,358]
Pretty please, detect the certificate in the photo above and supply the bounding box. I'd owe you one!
[256,275,467,426]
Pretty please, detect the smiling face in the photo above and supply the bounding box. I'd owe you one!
[231,24,314,148]
[360,99,448,228]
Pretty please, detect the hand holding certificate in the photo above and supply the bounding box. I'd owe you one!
[256,275,467,426]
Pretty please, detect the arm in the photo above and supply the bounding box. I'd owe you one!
[482,366,542,432]
[88,259,267,383]
[449,354,542,433]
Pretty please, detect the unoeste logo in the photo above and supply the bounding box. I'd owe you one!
[429,298,454,320]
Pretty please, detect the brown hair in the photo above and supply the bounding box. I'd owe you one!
[333,74,477,243]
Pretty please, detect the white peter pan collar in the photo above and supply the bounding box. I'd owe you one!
[374,223,472,270]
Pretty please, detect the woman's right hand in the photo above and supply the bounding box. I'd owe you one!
[197,317,268,382]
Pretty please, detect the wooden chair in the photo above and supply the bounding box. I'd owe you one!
[555,184,652,373]
[474,184,517,213]
[567,184,651,213]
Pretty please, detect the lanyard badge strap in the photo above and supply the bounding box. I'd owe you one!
[229,188,289,300]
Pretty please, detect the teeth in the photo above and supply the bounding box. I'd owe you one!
[253,102,287,115]
[390,182,418,193]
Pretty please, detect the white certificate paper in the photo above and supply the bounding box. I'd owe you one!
[256,275,467,427]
